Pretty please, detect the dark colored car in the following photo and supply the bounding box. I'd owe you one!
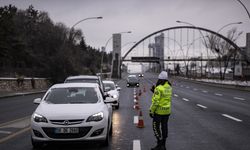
[126,76,139,87]
[138,73,144,77]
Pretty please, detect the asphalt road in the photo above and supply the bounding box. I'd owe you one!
[0,73,250,150]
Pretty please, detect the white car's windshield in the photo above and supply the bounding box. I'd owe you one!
[45,87,99,104]
[104,83,115,90]
[65,79,100,85]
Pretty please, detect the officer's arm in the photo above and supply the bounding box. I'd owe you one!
[150,87,161,113]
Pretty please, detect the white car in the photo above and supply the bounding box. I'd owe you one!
[31,83,113,148]
[103,80,121,109]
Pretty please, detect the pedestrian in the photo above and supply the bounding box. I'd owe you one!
[149,71,172,150]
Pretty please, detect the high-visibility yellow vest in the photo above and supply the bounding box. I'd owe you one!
[150,82,172,115]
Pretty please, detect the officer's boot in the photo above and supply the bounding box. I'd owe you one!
[159,139,166,150]
[151,140,162,150]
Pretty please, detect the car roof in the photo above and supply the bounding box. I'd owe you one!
[128,74,136,77]
[65,75,99,80]
[103,80,115,84]
[51,83,99,89]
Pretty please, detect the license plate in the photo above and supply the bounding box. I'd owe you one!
[55,128,79,134]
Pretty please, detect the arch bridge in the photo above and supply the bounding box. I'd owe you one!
[114,26,250,80]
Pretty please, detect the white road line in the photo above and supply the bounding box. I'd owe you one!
[0,130,12,134]
[193,88,198,91]
[174,94,178,97]
[234,97,245,101]
[182,98,189,101]
[202,90,208,93]
[134,116,138,124]
[222,114,242,122]
[186,86,190,89]
[215,93,223,96]
[196,104,207,109]
[133,140,141,150]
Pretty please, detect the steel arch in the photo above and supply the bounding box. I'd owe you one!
[122,26,249,63]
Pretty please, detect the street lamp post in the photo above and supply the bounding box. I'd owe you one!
[100,31,132,77]
[69,16,103,40]
[217,22,242,33]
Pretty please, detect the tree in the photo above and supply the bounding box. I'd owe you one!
[206,28,242,80]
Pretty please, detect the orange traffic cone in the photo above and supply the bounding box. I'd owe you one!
[134,100,140,110]
[137,110,144,128]
[143,86,146,92]
[134,95,139,100]
[138,89,142,96]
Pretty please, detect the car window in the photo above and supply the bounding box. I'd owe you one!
[44,87,100,104]
[104,83,115,90]
[65,79,100,85]
[128,77,138,82]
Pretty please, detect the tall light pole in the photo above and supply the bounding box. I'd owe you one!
[69,16,103,40]
[217,22,242,33]
[100,31,132,76]
[70,16,103,30]
[236,0,250,19]
[121,41,137,56]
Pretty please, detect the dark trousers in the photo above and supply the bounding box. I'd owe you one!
[152,114,170,143]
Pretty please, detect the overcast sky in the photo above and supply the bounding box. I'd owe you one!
[1,0,250,53]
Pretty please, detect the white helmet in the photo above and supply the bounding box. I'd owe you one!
[158,71,168,80]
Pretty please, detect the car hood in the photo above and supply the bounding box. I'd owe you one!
[35,102,105,120]
[107,90,119,96]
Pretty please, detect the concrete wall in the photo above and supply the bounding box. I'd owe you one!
[0,78,50,92]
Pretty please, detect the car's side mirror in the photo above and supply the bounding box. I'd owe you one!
[33,98,42,104]
[103,93,109,100]
[117,87,121,91]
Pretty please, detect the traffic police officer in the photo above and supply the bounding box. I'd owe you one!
[150,71,172,150]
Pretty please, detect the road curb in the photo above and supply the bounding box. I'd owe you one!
[175,77,250,92]
[0,90,47,99]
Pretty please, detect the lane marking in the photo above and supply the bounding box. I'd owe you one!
[197,104,207,109]
[186,86,190,89]
[134,116,138,124]
[0,127,30,143]
[182,98,189,101]
[202,90,208,93]
[0,130,12,134]
[233,97,245,101]
[215,93,223,96]
[0,116,30,128]
[133,140,141,150]
[0,117,30,129]
[193,88,198,91]
[174,94,178,97]
[222,114,242,122]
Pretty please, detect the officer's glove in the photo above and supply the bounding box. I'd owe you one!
[149,113,154,118]
[150,85,155,93]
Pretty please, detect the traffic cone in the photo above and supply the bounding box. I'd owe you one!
[138,89,142,96]
[137,110,144,128]
[134,100,140,110]
[134,95,139,100]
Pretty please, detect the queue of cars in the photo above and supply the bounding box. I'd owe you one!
[31,73,142,148]
[30,75,121,148]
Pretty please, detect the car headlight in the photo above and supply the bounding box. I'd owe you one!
[112,95,118,99]
[33,113,48,123]
[87,112,104,122]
